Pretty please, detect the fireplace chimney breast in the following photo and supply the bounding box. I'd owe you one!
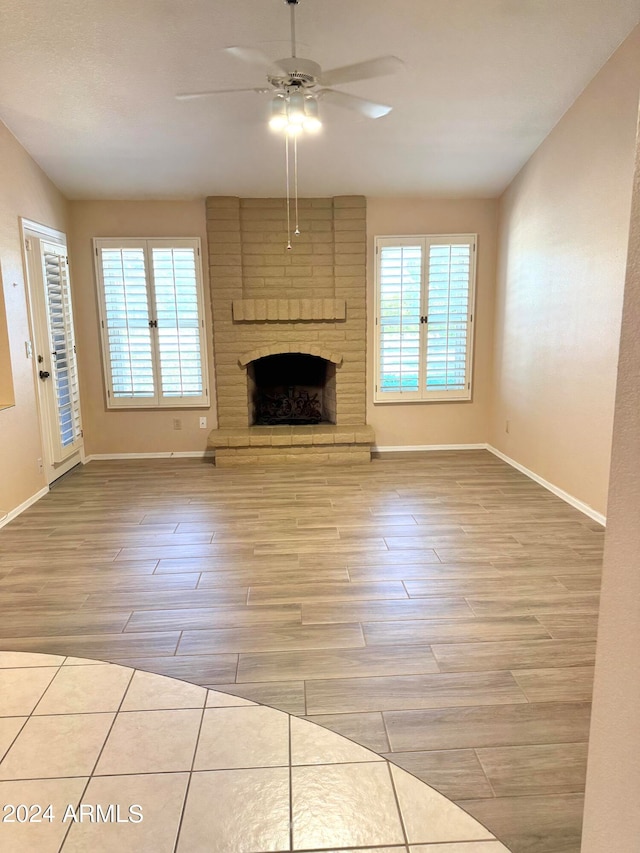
[206,196,372,464]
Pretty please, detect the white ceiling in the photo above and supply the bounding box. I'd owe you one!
[1,0,639,200]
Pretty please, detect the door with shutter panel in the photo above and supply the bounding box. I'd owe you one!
[23,224,84,485]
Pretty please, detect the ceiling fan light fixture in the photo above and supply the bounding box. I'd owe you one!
[178,0,402,250]
[303,96,322,132]
[287,92,306,125]
[269,95,288,130]
[268,92,321,133]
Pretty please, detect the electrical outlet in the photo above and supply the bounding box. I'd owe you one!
[199,417,207,429]
[172,418,182,430]
[505,419,510,434]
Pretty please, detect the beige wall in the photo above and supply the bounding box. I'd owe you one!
[68,201,217,456]
[490,27,640,516]
[581,101,640,853]
[0,120,68,518]
[366,197,498,447]
[70,196,497,454]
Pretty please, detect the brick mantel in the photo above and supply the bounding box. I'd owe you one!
[232,298,346,322]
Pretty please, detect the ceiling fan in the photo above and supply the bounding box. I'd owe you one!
[176,0,403,123]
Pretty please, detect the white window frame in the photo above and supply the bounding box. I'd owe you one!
[374,233,477,404]
[94,237,209,409]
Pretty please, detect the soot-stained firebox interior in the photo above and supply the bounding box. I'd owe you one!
[248,353,337,425]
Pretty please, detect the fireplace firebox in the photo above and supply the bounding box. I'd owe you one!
[248,353,337,426]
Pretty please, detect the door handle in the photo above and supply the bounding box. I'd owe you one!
[39,370,50,380]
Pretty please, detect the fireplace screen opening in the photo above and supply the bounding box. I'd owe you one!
[248,353,337,426]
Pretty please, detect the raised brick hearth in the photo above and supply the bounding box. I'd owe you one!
[206,195,373,465]
[208,424,375,467]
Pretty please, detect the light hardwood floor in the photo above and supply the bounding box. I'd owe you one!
[0,451,603,853]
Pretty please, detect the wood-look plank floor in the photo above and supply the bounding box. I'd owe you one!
[0,451,603,853]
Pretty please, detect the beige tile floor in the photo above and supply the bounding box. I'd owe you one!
[0,651,511,853]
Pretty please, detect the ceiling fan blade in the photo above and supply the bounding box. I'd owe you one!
[318,55,403,87]
[225,46,283,77]
[176,87,269,101]
[317,88,392,119]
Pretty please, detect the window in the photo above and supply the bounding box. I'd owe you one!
[94,238,209,408]
[374,234,477,403]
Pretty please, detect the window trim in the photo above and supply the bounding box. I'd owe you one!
[93,237,210,409]
[374,233,477,404]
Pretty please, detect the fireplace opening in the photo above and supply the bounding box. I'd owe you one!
[248,353,337,426]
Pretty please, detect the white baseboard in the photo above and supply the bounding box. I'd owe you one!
[84,451,214,462]
[373,442,606,525]
[0,486,49,530]
[374,443,487,453]
[83,445,606,526]
[486,444,606,526]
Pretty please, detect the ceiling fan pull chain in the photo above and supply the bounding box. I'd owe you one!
[285,133,292,250]
[294,134,300,236]
[288,0,298,59]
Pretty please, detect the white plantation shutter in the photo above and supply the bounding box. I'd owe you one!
[375,234,476,403]
[94,239,209,408]
[41,242,83,460]
[151,247,205,399]
[426,240,472,394]
[100,247,155,399]
[378,243,422,395]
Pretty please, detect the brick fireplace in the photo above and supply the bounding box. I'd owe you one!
[205,195,374,465]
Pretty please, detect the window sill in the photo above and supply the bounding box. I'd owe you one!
[374,394,472,404]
